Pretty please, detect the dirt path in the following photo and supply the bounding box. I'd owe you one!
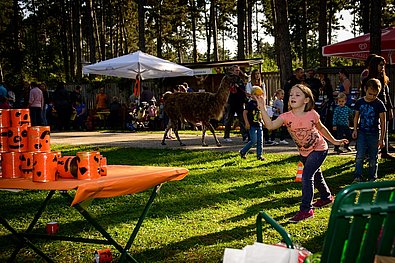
[50,131,302,154]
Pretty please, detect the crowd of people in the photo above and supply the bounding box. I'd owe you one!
[0,82,127,131]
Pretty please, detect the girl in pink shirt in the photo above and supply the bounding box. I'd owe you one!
[256,84,348,223]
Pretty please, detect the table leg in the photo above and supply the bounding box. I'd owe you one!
[0,190,56,262]
[119,184,162,263]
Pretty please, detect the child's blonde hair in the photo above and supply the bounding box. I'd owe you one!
[274,89,284,98]
[337,92,347,100]
[251,86,264,96]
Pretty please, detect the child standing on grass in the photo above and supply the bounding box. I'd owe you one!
[352,78,386,183]
[239,86,266,161]
[332,92,353,154]
[270,89,289,145]
[255,84,348,223]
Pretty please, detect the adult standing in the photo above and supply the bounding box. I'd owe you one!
[28,82,44,126]
[245,69,266,97]
[361,55,394,159]
[70,85,83,105]
[53,82,72,131]
[305,69,322,102]
[283,67,305,112]
[39,82,49,125]
[96,87,109,111]
[223,65,248,142]
[360,54,377,86]
[338,69,352,106]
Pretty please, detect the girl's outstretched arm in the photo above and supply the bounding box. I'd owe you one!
[254,95,283,130]
[316,119,348,146]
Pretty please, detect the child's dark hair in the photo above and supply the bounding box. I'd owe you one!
[365,78,382,93]
[290,84,315,112]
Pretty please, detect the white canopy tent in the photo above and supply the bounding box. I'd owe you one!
[82,50,194,80]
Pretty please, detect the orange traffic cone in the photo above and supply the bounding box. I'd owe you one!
[295,161,303,182]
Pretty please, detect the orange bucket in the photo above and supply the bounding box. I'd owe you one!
[33,152,59,182]
[20,152,34,179]
[28,126,51,152]
[76,151,101,180]
[10,109,31,127]
[7,126,29,152]
[2,152,23,178]
[57,156,78,179]
[99,156,107,176]
[0,127,9,153]
[0,109,11,128]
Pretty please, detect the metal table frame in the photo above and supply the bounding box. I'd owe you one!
[0,184,162,263]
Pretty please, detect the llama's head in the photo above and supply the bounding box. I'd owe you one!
[221,73,240,87]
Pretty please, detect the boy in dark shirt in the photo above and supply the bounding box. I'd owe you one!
[352,78,386,183]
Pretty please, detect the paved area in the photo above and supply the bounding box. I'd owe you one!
[50,131,301,153]
[50,131,362,156]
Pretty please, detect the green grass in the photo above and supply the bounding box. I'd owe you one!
[1,145,394,262]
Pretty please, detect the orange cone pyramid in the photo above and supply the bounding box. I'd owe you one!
[295,161,303,182]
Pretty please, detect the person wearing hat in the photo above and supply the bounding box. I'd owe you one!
[239,86,266,161]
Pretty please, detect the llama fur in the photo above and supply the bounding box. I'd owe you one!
[161,74,238,146]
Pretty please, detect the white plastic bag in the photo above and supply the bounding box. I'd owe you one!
[223,242,299,263]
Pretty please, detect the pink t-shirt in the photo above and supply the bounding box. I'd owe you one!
[279,109,328,157]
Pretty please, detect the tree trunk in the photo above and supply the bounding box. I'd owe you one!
[73,0,82,80]
[361,0,370,34]
[255,1,260,53]
[205,2,211,61]
[301,0,307,68]
[237,0,245,59]
[156,2,162,58]
[138,0,146,52]
[190,0,198,62]
[211,0,219,61]
[100,0,106,61]
[11,0,23,80]
[318,0,328,67]
[273,0,292,87]
[86,0,96,64]
[370,0,381,54]
[67,0,75,80]
[247,0,253,56]
[61,0,70,82]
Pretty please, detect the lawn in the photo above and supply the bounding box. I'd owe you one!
[1,145,394,262]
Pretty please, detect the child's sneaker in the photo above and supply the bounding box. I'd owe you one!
[239,150,246,159]
[344,146,353,152]
[279,140,289,145]
[313,195,334,208]
[265,140,275,146]
[352,177,364,183]
[257,156,266,161]
[289,209,314,223]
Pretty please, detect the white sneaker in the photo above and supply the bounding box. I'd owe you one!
[279,140,289,145]
[223,138,233,142]
[272,141,279,145]
[265,140,275,145]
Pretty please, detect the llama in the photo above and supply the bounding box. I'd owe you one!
[161,74,238,147]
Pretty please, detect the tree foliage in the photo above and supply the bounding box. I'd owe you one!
[0,0,393,86]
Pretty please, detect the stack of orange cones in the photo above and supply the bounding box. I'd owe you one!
[295,161,303,182]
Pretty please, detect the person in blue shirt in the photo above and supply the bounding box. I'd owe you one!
[239,86,265,161]
[352,78,386,183]
[332,92,353,153]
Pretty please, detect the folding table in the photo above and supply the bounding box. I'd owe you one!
[0,165,188,262]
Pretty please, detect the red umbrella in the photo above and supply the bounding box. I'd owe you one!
[322,27,395,64]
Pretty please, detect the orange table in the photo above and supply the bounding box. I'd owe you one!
[0,165,188,262]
